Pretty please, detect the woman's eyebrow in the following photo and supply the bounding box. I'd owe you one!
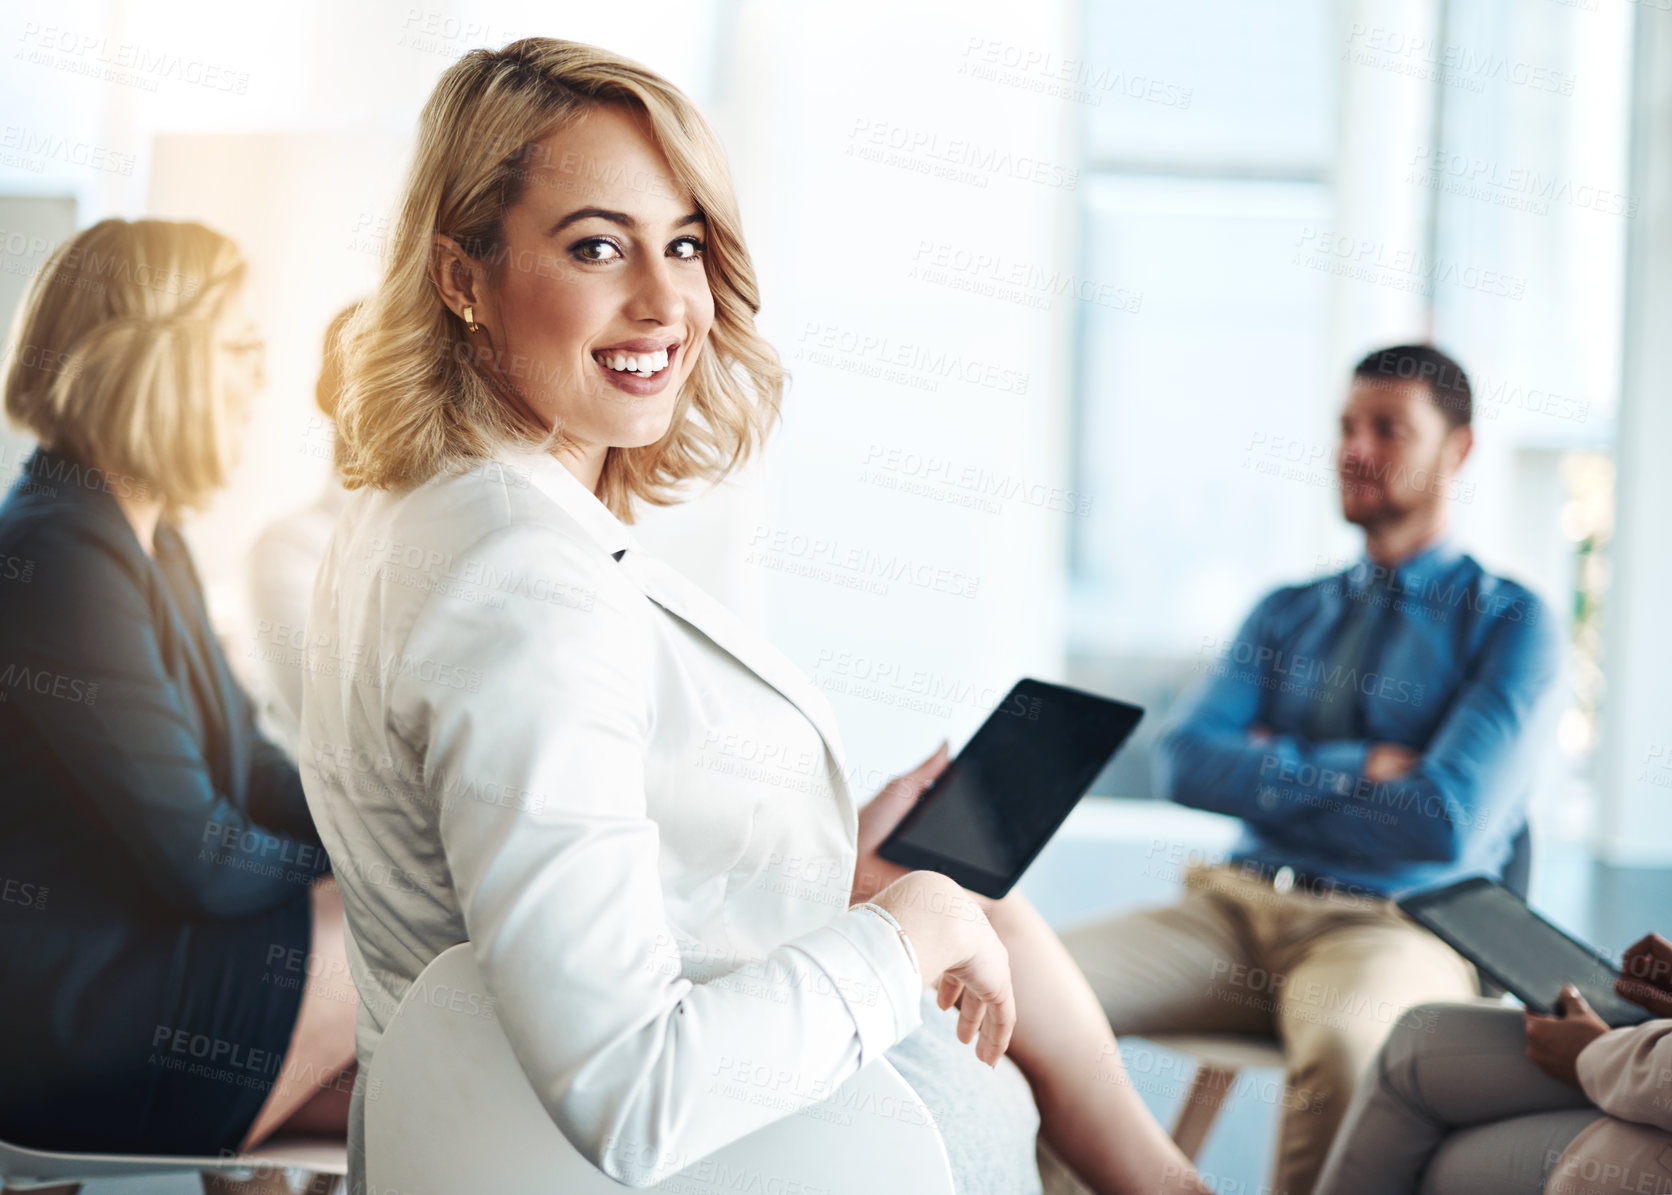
[550,207,706,234]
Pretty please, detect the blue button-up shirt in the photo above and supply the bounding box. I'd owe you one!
[1155,537,1564,898]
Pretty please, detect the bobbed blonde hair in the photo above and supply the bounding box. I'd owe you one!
[3,218,249,514]
[334,37,785,522]
[315,301,362,421]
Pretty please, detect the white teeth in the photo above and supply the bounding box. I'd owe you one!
[598,347,674,376]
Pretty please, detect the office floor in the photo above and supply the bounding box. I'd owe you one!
[67,839,1672,1193]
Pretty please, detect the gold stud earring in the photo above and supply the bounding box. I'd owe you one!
[463,305,481,333]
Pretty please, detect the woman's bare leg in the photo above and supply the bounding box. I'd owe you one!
[238,876,359,1152]
[268,1062,357,1137]
[980,892,1212,1195]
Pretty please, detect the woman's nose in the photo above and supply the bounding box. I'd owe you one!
[626,257,686,326]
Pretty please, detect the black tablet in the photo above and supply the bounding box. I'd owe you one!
[877,678,1144,899]
[1398,876,1652,1027]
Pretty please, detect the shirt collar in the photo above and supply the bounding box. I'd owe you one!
[1346,532,1463,595]
[497,447,642,559]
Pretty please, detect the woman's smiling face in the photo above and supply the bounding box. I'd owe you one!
[461,104,715,478]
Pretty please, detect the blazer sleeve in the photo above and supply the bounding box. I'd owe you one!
[1575,1018,1672,1132]
[175,528,327,851]
[387,522,926,1188]
[2,519,322,918]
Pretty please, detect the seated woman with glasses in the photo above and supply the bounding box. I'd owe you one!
[0,219,357,1163]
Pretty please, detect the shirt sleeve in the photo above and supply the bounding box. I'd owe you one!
[1575,1019,1672,1132]
[1270,590,1564,864]
[1156,592,1369,828]
[387,522,925,1188]
[1158,586,1563,866]
[2,519,323,917]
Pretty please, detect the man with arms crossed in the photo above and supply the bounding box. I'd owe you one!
[1060,344,1564,1195]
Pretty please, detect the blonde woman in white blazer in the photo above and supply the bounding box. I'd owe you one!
[299,38,1209,1195]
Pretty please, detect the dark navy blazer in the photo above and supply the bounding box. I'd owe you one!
[0,445,330,1152]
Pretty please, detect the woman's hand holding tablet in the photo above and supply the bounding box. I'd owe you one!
[876,679,1145,900]
[850,740,951,908]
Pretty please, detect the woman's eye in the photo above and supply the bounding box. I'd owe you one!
[669,237,705,260]
[573,238,622,263]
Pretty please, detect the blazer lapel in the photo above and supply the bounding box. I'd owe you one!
[512,450,860,820]
[614,549,857,815]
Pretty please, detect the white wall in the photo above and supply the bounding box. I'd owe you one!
[2,0,1077,784]
[688,0,1077,782]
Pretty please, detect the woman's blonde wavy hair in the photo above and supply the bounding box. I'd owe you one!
[3,218,249,515]
[335,38,786,522]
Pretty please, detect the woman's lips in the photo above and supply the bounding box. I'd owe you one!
[592,343,680,397]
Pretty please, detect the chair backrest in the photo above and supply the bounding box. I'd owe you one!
[365,943,956,1194]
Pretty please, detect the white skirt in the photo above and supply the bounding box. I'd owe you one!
[882,989,1045,1195]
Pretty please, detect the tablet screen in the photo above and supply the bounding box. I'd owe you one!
[879,680,1143,897]
[1402,879,1650,1026]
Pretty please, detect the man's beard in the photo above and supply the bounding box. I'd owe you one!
[1338,445,1447,529]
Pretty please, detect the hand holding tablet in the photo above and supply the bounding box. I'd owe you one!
[877,678,1144,899]
[1397,877,1654,1027]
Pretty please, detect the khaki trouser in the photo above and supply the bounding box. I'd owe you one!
[1055,863,1479,1195]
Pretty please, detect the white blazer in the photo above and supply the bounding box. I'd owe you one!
[297,447,927,1188]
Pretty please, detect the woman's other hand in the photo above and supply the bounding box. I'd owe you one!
[869,872,1016,1067]
[1616,932,1672,1018]
[850,741,949,906]
[1524,985,1611,1087]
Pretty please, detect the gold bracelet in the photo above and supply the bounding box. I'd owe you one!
[854,901,920,978]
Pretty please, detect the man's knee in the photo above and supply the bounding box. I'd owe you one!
[1054,905,1168,978]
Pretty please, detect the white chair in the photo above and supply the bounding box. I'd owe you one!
[0,1134,345,1193]
[365,943,958,1194]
